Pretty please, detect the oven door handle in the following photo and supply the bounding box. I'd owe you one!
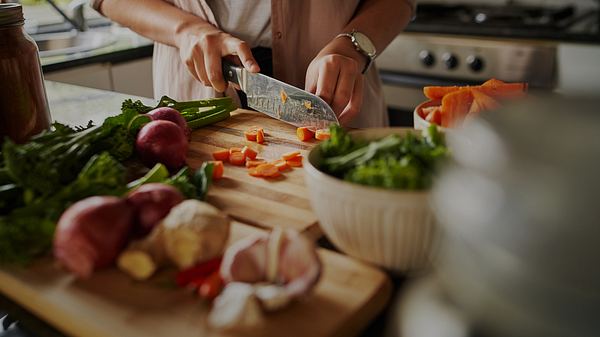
[379,70,481,88]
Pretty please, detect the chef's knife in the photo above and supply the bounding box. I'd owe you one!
[222,61,339,129]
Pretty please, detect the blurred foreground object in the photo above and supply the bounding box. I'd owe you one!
[430,95,600,337]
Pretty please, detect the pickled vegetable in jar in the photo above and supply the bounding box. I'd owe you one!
[0,3,51,144]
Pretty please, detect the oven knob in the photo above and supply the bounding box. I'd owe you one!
[419,50,435,68]
[467,55,485,72]
[442,53,459,70]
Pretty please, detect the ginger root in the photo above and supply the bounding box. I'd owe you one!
[117,200,229,280]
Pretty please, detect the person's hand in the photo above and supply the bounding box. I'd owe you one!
[175,22,260,92]
[305,37,367,125]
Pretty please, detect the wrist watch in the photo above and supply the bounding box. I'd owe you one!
[336,30,377,74]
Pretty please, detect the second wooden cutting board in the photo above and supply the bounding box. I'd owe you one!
[187,109,321,235]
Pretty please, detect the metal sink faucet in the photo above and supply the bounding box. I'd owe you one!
[2,0,89,31]
[47,0,88,32]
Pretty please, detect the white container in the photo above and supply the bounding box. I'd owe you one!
[413,100,445,132]
[304,128,437,273]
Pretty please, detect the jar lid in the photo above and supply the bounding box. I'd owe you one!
[0,3,24,27]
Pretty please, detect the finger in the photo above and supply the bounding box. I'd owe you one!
[339,76,364,125]
[331,60,358,116]
[304,65,318,93]
[225,38,260,73]
[315,58,340,107]
[191,44,210,86]
[184,57,201,83]
[204,46,227,93]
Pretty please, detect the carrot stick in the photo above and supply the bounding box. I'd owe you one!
[315,129,331,140]
[210,161,224,180]
[244,127,261,141]
[248,167,262,177]
[281,151,301,161]
[272,159,291,172]
[246,159,265,168]
[286,156,303,167]
[241,146,258,160]
[229,147,243,154]
[212,149,229,161]
[256,163,279,177]
[229,151,246,166]
[296,127,315,142]
[256,129,265,144]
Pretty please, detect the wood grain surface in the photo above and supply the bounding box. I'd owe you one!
[187,109,321,234]
[0,223,391,337]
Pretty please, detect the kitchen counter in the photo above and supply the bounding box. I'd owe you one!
[40,26,154,73]
[43,81,153,125]
[0,82,403,337]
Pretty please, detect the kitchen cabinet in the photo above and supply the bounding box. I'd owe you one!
[43,57,154,98]
[558,44,600,94]
[44,63,113,91]
[111,58,153,97]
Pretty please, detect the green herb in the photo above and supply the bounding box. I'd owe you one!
[319,124,448,190]
[126,163,171,190]
[0,152,126,264]
[193,162,214,200]
[165,162,214,201]
[2,119,134,199]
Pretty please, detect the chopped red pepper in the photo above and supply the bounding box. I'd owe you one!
[175,256,222,288]
[198,271,225,301]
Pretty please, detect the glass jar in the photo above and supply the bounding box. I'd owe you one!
[0,3,51,144]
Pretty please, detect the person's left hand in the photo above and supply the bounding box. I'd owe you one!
[305,37,367,125]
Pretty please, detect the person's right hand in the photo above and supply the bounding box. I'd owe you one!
[175,22,260,93]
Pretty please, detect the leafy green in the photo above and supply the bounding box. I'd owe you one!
[2,121,133,198]
[127,163,171,190]
[320,124,365,158]
[121,98,154,114]
[0,152,126,264]
[0,184,22,213]
[319,124,448,190]
[193,162,214,200]
[164,162,214,200]
[0,95,223,265]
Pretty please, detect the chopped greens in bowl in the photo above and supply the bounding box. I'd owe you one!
[318,125,448,190]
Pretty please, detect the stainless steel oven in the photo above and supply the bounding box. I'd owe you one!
[378,2,600,126]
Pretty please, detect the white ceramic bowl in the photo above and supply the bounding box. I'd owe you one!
[304,128,437,273]
[413,100,446,132]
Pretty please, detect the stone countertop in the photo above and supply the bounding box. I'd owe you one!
[45,81,154,126]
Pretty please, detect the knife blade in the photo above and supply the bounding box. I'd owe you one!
[222,61,339,129]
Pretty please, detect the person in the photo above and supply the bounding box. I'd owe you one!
[90,0,415,127]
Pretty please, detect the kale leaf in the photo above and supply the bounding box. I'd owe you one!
[319,125,448,190]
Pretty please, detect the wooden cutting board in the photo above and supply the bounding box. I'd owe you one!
[0,223,391,337]
[187,109,321,235]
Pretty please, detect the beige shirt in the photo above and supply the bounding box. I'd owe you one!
[91,0,416,128]
[207,0,272,48]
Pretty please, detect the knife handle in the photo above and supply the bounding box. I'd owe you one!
[222,60,242,87]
